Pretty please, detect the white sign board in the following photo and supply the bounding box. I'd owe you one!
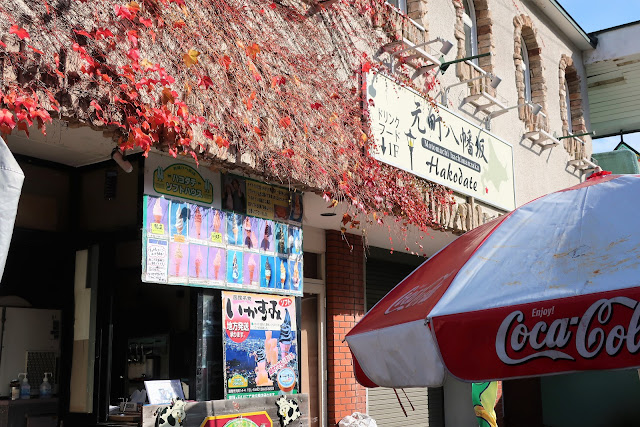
[367,71,516,211]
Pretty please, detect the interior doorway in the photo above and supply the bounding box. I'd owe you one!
[301,293,319,425]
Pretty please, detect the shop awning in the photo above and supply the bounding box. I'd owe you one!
[0,137,24,281]
[585,22,640,138]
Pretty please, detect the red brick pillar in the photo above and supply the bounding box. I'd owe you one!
[325,230,367,425]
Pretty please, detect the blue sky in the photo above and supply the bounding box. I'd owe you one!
[558,1,640,153]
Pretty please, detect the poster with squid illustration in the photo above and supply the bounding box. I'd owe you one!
[222,291,298,399]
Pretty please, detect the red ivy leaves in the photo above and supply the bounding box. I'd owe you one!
[9,25,29,40]
[0,109,16,134]
[279,116,291,128]
[281,148,294,158]
[245,43,260,60]
[198,75,214,89]
[219,55,232,70]
[95,28,114,40]
[215,135,229,148]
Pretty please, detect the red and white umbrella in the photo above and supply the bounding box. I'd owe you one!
[346,173,640,388]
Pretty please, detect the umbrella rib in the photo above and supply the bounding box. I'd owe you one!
[393,388,408,417]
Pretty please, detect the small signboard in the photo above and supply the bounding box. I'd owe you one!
[144,379,185,405]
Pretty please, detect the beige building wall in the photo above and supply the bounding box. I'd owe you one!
[375,2,594,425]
[414,0,593,208]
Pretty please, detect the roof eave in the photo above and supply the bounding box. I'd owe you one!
[527,0,597,50]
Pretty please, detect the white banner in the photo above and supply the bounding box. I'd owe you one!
[367,71,516,211]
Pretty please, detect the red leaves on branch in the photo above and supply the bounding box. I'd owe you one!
[0,109,16,135]
[9,25,29,40]
[247,61,261,81]
[127,30,139,47]
[219,55,232,70]
[198,75,214,89]
[279,116,291,128]
[95,28,114,39]
[215,135,229,148]
[0,0,450,241]
[73,29,92,39]
[183,49,200,67]
[245,43,260,60]
[127,48,140,61]
[114,1,140,20]
[281,148,294,158]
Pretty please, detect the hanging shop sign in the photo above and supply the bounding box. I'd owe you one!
[144,152,220,205]
[366,71,516,211]
[141,153,303,296]
[200,412,273,427]
[223,291,299,399]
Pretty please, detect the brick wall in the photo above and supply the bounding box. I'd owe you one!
[559,54,587,160]
[513,14,550,132]
[453,0,497,96]
[325,230,366,425]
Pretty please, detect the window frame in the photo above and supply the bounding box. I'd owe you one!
[521,37,532,102]
[462,0,478,62]
[565,79,573,133]
[386,0,408,14]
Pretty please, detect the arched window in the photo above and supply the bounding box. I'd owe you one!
[559,54,586,158]
[514,15,547,131]
[462,0,478,60]
[521,37,532,102]
[565,79,572,133]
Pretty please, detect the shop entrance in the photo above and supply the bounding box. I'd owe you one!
[301,293,319,425]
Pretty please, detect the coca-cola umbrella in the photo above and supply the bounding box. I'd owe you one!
[346,173,640,389]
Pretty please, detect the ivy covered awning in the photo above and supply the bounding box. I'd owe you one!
[0,0,453,240]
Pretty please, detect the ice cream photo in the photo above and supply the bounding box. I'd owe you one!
[208,248,225,282]
[244,217,260,249]
[146,196,168,235]
[244,253,258,287]
[189,205,207,241]
[226,213,243,246]
[169,242,188,278]
[261,255,274,288]
[276,257,287,289]
[226,250,243,285]
[291,258,300,290]
[244,216,253,249]
[153,198,163,223]
[260,220,273,252]
[253,347,272,387]
[171,202,188,239]
[275,223,288,255]
[209,209,225,245]
[278,308,293,359]
[189,244,207,280]
[288,226,302,255]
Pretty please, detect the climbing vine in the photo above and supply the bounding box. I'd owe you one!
[0,0,453,251]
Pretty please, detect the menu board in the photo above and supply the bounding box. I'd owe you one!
[223,291,299,399]
[141,195,303,296]
[222,174,303,223]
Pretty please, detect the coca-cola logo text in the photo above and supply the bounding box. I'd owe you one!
[496,297,640,365]
[384,273,450,315]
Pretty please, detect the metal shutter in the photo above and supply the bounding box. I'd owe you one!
[368,387,444,427]
[365,253,444,426]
